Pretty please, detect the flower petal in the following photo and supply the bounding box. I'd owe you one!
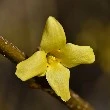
[46,63,70,101]
[54,43,95,68]
[15,51,47,81]
[40,16,66,52]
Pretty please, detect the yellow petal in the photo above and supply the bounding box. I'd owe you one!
[46,63,70,101]
[15,51,47,81]
[54,43,95,68]
[38,72,46,77]
[40,16,66,52]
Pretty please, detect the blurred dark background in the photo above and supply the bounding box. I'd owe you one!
[0,0,110,110]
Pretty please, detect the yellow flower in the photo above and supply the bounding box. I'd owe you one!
[15,16,95,101]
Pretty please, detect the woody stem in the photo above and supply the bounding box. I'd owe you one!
[0,36,94,110]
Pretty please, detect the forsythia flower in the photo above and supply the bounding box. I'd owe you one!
[15,16,95,101]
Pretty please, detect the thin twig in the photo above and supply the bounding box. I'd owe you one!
[0,36,26,63]
[0,36,94,110]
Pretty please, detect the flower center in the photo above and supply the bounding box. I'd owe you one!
[47,56,56,64]
[47,55,60,65]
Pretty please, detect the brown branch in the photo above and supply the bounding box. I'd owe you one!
[0,36,94,110]
[0,36,26,63]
